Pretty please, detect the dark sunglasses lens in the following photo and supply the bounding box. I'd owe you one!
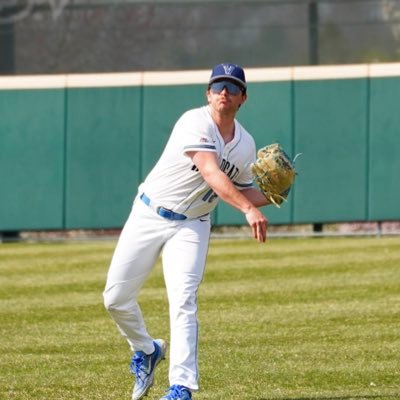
[211,81,242,95]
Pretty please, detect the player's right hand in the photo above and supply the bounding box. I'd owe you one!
[245,207,268,243]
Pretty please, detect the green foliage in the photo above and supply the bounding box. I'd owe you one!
[0,237,399,399]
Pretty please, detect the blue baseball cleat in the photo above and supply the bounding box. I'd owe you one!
[160,384,192,400]
[130,339,167,400]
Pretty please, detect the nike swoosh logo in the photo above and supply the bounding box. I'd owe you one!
[200,218,208,222]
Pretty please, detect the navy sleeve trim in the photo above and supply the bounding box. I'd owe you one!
[234,182,254,188]
[184,144,216,151]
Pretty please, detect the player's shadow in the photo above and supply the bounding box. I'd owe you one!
[256,395,399,400]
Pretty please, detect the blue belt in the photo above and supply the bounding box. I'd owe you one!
[140,193,187,221]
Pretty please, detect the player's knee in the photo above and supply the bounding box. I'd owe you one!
[103,291,115,313]
[170,290,198,321]
[103,286,128,314]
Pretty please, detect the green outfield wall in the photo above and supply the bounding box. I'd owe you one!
[1,64,399,231]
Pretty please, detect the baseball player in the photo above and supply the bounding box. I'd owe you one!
[103,63,270,400]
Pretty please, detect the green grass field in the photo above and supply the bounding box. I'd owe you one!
[0,236,399,400]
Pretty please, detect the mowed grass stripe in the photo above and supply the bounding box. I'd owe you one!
[0,236,399,399]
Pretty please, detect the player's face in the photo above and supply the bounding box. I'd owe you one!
[207,80,247,114]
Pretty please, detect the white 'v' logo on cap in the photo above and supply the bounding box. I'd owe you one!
[223,64,235,75]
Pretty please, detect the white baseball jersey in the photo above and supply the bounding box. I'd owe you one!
[138,105,256,219]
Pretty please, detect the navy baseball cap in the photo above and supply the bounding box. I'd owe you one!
[209,63,247,90]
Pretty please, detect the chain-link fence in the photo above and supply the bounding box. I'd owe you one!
[1,0,400,74]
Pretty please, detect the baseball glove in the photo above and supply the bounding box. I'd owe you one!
[251,143,297,207]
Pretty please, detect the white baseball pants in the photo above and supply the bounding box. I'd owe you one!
[103,196,211,391]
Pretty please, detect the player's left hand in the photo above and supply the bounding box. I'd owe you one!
[251,143,297,208]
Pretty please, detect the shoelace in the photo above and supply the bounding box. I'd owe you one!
[130,353,147,383]
[165,385,190,399]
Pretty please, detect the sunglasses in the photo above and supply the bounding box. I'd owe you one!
[209,80,244,95]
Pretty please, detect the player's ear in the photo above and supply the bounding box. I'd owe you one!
[206,89,212,103]
[238,93,247,108]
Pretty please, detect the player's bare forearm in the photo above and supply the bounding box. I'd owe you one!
[206,171,252,212]
[189,150,268,242]
[241,188,271,208]
[189,151,253,213]
[204,171,268,242]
